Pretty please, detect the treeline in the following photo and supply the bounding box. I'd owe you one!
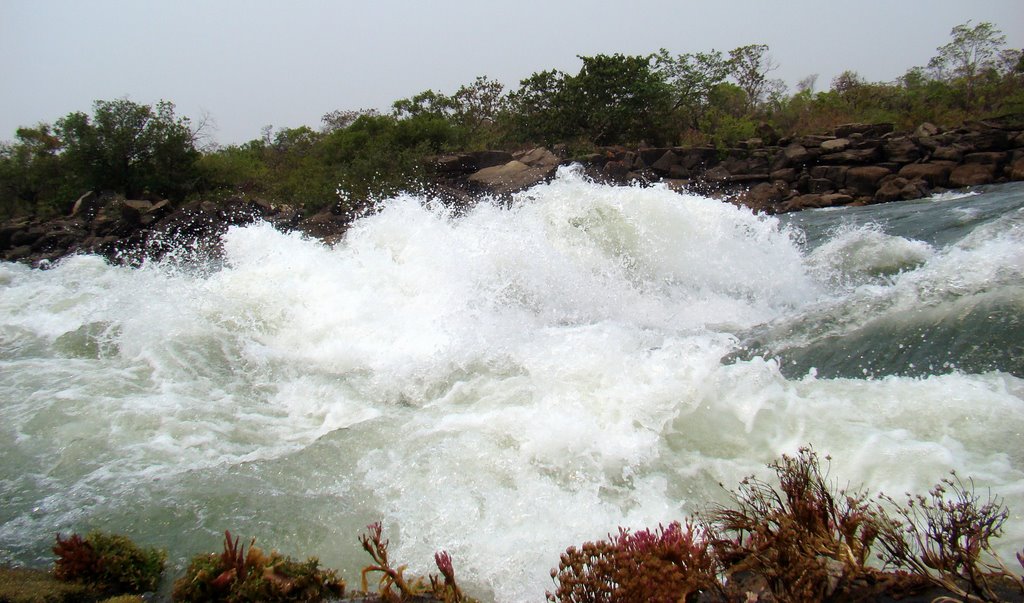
[1,20,1021,218]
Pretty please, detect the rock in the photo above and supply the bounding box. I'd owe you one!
[932,145,964,161]
[834,122,894,138]
[70,191,100,219]
[898,163,953,187]
[883,137,921,163]
[1010,157,1024,180]
[901,178,931,200]
[434,151,513,174]
[820,146,882,164]
[949,163,996,188]
[649,150,680,175]
[781,193,853,212]
[963,151,1007,166]
[874,177,909,202]
[845,166,892,196]
[733,181,791,213]
[769,168,797,183]
[514,147,560,170]
[782,144,812,166]
[819,138,850,153]
[809,165,849,187]
[703,166,731,182]
[808,178,835,194]
[468,160,554,195]
[914,122,940,138]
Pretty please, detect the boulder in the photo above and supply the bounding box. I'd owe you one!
[782,144,812,166]
[733,181,791,213]
[467,160,555,194]
[649,150,680,175]
[819,138,850,153]
[769,168,797,182]
[515,147,561,170]
[883,137,921,164]
[781,193,853,212]
[809,165,849,187]
[914,122,940,138]
[1011,157,1024,180]
[819,146,882,164]
[932,145,965,161]
[874,177,909,203]
[834,122,894,138]
[898,163,953,187]
[845,166,892,196]
[963,151,1007,166]
[949,163,996,188]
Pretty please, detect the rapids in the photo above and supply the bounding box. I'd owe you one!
[1,169,1022,601]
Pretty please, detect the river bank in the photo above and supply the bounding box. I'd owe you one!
[2,118,1023,269]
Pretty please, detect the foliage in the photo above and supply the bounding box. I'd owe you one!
[52,531,166,596]
[546,520,718,603]
[875,473,1024,601]
[171,530,345,602]
[707,447,886,601]
[358,521,475,603]
[56,99,200,200]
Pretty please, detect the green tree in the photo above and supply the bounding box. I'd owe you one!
[928,20,1007,110]
[56,99,199,200]
[566,53,673,144]
[0,124,69,216]
[728,44,778,111]
[655,48,730,131]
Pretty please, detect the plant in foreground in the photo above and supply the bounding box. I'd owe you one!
[359,521,475,602]
[875,472,1024,602]
[53,530,166,596]
[707,447,900,600]
[546,520,719,603]
[171,530,345,602]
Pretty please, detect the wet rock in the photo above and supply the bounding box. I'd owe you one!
[468,159,556,195]
[845,166,892,196]
[949,163,997,187]
[898,162,953,187]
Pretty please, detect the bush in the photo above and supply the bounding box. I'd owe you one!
[52,531,166,596]
[171,530,344,602]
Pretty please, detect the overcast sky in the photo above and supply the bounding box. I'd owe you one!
[2,0,1022,146]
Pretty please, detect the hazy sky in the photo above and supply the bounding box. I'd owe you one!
[2,0,1022,145]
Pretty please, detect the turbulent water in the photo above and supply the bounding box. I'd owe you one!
[1,169,1022,601]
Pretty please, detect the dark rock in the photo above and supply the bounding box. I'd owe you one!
[931,145,964,161]
[949,163,996,187]
[770,168,797,182]
[834,122,894,138]
[809,165,849,187]
[875,177,909,202]
[914,122,940,138]
[963,151,1007,166]
[649,150,680,175]
[668,165,691,179]
[514,147,561,170]
[898,163,953,187]
[70,191,101,219]
[845,166,892,196]
[782,144,812,166]
[883,137,921,164]
[1011,157,1024,180]
[808,178,835,194]
[820,146,882,164]
[733,181,791,213]
[781,193,853,212]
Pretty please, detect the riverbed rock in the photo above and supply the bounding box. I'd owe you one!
[845,166,891,196]
[949,163,997,187]
[467,160,556,195]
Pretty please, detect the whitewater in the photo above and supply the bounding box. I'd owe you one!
[1,169,1022,601]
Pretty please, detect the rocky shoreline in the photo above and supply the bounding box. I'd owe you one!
[2,118,1023,268]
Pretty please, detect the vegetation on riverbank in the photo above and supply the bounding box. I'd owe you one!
[1,21,1021,220]
[2,447,1022,602]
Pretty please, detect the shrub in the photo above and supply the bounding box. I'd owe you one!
[171,530,345,602]
[546,520,718,603]
[358,521,475,603]
[52,531,166,595]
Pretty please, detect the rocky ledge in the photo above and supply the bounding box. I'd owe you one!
[3,117,1023,268]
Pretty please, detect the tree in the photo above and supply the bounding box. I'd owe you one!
[507,69,571,144]
[928,20,1007,110]
[655,48,730,130]
[728,44,779,111]
[0,124,69,216]
[56,99,199,200]
[451,76,507,138]
[564,53,673,144]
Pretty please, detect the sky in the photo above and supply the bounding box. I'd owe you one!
[2,0,1022,146]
